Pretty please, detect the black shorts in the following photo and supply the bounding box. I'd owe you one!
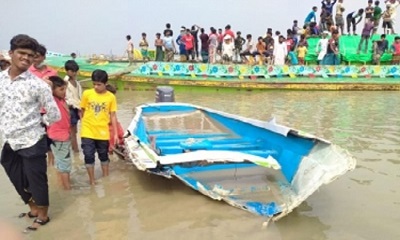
[81,138,110,166]
[0,137,49,206]
[383,21,393,29]
[70,107,80,126]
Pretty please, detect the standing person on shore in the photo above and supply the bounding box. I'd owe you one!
[273,36,288,66]
[366,0,375,20]
[322,30,341,65]
[385,0,400,31]
[234,31,245,63]
[224,25,235,39]
[292,20,300,41]
[29,44,57,166]
[316,31,329,64]
[64,60,82,153]
[164,23,173,37]
[199,28,209,63]
[208,28,218,64]
[335,0,345,34]
[0,34,61,232]
[154,33,164,62]
[357,18,375,53]
[217,28,224,62]
[176,28,187,62]
[322,0,337,17]
[80,70,118,185]
[296,43,308,65]
[163,30,176,62]
[29,44,57,82]
[320,6,331,31]
[126,35,134,65]
[47,76,72,190]
[346,9,365,35]
[373,1,383,34]
[190,25,200,61]
[139,33,150,62]
[182,29,195,62]
[382,4,394,34]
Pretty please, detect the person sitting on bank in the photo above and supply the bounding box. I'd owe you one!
[391,36,400,64]
[373,34,389,65]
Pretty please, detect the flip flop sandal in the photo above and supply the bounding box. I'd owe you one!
[24,217,50,232]
[18,212,38,218]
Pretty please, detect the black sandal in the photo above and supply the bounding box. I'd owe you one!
[18,212,38,219]
[25,217,50,232]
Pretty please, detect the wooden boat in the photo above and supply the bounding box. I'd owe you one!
[123,102,356,220]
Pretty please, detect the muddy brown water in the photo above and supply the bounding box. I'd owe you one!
[1,90,399,240]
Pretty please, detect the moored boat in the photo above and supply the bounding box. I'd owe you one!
[122,99,356,220]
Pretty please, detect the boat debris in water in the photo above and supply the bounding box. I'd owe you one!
[121,87,356,220]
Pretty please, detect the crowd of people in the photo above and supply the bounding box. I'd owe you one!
[124,0,400,66]
[0,34,124,232]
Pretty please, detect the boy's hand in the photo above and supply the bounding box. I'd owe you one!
[42,76,53,87]
[114,134,119,145]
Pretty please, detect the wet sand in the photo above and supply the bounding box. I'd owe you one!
[1,90,399,240]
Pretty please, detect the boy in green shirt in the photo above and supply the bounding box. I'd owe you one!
[373,1,382,34]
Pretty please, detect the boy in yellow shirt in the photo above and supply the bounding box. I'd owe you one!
[80,69,119,185]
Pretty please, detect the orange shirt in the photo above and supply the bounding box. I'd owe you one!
[256,42,266,52]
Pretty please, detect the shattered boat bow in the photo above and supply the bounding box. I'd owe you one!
[124,102,356,220]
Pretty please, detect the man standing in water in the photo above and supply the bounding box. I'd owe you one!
[0,34,61,231]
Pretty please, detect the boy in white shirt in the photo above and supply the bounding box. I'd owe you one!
[64,60,82,152]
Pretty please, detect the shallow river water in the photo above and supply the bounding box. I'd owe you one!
[1,89,399,240]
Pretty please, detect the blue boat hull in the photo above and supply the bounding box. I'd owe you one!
[124,103,356,219]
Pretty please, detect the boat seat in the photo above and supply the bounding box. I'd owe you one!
[158,140,263,155]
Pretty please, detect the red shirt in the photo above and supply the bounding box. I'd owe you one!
[182,34,194,50]
[47,97,70,141]
[224,29,235,39]
[109,122,124,152]
[393,42,400,55]
[29,65,57,79]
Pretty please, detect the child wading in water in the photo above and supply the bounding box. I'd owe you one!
[47,76,72,190]
[105,84,125,157]
[64,60,82,153]
[80,70,119,185]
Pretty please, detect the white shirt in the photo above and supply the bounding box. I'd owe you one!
[0,70,61,150]
[222,42,235,57]
[64,76,82,109]
[127,40,133,51]
[243,40,254,52]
